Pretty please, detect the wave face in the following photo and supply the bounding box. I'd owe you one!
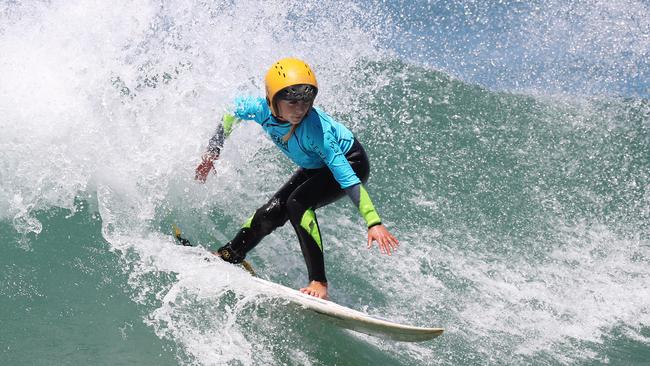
[1,1,648,365]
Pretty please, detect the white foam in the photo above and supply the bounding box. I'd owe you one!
[2,1,648,365]
[0,1,385,364]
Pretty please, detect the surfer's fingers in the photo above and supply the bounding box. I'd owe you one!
[381,236,399,255]
[383,244,391,255]
[378,236,391,255]
[385,239,394,251]
[375,239,384,254]
[369,240,384,255]
[368,233,383,253]
[388,235,399,249]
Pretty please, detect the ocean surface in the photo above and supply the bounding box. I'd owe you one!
[1,1,648,365]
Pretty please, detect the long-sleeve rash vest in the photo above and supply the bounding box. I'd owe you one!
[208,96,382,228]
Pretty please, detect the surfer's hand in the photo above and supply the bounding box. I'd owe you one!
[195,153,218,183]
[367,224,399,255]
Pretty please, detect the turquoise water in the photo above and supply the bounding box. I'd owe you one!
[1,1,649,365]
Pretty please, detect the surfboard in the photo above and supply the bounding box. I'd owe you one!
[171,225,443,342]
[251,276,444,342]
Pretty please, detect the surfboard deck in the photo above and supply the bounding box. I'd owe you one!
[251,276,444,342]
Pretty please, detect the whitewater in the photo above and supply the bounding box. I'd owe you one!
[1,1,648,365]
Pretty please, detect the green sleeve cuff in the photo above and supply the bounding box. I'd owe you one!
[359,185,382,228]
[223,114,238,137]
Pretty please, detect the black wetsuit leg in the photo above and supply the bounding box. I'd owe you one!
[215,169,309,263]
[217,139,370,283]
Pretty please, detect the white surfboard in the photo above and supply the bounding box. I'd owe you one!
[171,227,442,342]
[251,277,444,342]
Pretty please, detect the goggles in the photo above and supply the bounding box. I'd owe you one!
[276,84,318,102]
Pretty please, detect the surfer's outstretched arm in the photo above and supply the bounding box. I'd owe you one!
[343,184,399,255]
[195,114,240,182]
[314,126,399,255]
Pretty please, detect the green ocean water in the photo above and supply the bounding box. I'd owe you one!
[0,207,180,365]
[2,1,649,365]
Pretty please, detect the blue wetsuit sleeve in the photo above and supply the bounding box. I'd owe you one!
[233,96,271,125]
[206,97,269,155]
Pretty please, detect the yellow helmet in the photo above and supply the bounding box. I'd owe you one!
[265,57,318,116]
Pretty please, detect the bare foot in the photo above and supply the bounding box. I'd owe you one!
[300,280,329,300]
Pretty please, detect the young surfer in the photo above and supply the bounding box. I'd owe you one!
[195,57,398,300]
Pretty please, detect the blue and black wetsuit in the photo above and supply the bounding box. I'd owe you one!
[209,96,382,283]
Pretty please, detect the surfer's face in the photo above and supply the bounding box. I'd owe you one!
[277,99,311,125]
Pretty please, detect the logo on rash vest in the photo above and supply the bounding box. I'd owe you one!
[270,133,289,151]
